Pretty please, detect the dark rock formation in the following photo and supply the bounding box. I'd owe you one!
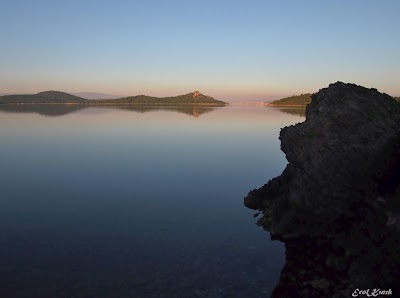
[245,82,400,297]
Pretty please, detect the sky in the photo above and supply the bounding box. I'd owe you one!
[0,0,399,102]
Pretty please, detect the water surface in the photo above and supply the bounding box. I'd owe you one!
[0,105,305,297]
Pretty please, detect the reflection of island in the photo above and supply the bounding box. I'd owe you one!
[0,104,86,116]
[113,105,218,118]
[273,107,306,117]
[245,83,400,297]
[0,104,219,118]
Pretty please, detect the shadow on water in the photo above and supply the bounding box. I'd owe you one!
[0,104,220,118]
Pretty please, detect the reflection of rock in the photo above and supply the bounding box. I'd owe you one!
[245,82,400,297]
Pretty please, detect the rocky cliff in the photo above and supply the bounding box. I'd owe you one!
[245,82,400,297]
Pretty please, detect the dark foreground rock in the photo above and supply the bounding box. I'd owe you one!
[245,82,400,297]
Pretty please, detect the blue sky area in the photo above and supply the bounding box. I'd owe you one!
[1,0,399,101]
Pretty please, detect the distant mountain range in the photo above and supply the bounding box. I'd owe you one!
[71,92,124,100]
[0,91,88,104]
[0,92,122,99]
[0,90,226,105]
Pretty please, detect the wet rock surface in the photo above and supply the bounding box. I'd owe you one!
[245,82,400,297]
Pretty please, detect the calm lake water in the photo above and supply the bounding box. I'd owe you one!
[0,105,305,297]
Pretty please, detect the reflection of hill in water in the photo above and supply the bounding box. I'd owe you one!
[273,107,306,117]
[0,104,218,118]
[114,105,217,118]
[0,104,86,116]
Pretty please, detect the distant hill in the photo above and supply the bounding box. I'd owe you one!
[99,90,226,105]
[0,90,226,105]
[267,93,312,106]
[267,93,399,106]
[0,91,88,104]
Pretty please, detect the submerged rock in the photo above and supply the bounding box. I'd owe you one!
[245,82,400,297]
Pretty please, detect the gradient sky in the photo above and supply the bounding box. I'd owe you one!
[1,0,399,101]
